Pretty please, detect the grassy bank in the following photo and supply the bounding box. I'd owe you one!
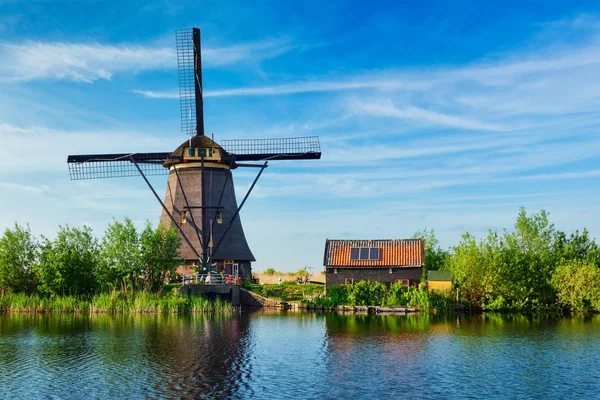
[245,281,454,311]
[245,282,325,302]
[0,291,234,314]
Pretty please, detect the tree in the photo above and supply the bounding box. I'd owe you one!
[35,225,99,296]
[412,228,448,271]
[98,218,143,293]
[141,223,182,293]
[446,232,497,307]
[0,223,37,295]
[503,208,558,308]
[551,260,600,312]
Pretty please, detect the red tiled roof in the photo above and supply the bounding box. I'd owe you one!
[323,239,424,267]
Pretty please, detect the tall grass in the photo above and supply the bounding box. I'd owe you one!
[311,282,454,311]
[0,292,235,314]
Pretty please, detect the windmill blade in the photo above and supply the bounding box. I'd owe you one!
[221,136,322,161]
[67,152,173,180]
[176,28,204,137]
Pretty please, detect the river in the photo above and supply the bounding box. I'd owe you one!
[0,311,598,399]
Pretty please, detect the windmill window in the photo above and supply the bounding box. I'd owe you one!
[199,148,207,157]
[181,210,187,224]
[217,211,223,224]
[208,148,213,157]
[188,148,195,157]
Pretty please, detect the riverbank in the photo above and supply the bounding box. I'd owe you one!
[244,282,455,312]
[0,292,235,314]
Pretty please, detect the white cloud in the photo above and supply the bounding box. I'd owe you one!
[349,99,506,132]
[0,182,49,194]
[0,38,294,83]
[131,89,179,99]
[0,123,175,173]
[0,42,174,83]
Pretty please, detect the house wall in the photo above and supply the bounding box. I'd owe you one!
[325,267,423,290]
[428,280,452,292]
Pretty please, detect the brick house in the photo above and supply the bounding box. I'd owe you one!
[323,239,424,291]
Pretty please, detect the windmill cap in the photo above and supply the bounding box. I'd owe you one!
[164,135,227,168]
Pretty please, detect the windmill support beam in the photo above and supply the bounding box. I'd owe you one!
[209,161,268,263]
[130,156,202,261]
[200,155,208,267]
[208,158,233,248]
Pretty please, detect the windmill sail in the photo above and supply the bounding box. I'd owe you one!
[66,136,321,180]
[66,152,173,180]
[220,136,321,161]
[176,28,204,137]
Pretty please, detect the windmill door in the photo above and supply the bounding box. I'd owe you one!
[233,263,239,278]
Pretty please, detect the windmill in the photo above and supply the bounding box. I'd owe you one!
[66,28,321,279]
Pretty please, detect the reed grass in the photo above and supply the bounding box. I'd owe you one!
[0,292,235,314]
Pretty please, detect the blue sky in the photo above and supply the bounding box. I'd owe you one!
[2,1,600,272]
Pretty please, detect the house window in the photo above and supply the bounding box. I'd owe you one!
[369,248,380,260]
[350,247,381,260]
[188,148,195,157]
[344,278,354,285]
[398,279,409,286]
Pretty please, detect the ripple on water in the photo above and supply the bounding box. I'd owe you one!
[1,312,600,399]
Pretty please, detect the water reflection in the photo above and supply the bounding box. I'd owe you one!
[0,312,599,399]
[0,313,253,399]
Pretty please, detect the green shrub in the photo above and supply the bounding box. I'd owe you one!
[347,280,386,306]
[328,285,349,305]
[386,281,408,306]
[551,260,600,312]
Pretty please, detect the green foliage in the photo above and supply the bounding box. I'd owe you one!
[446,232,498,307]
[0,291,234,314]
[162,283,182,294]
[35,225,99,296]
[328,284,349,305]
[347,280,386,306]
[263,268,276,275]
[445,207,600,311]
[551,260,600,312]
[240,278,253,290]
[314,282,452,310]
[386,281,409,306]
[140,223,182,293]
[297,268,309,276]
[246,283,323,302]
[98,218,143,293]
[384,283,451,310]
[0,223,37,294]
[413,228,448,271]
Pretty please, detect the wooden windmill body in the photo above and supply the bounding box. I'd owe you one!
[67,28,321,278]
